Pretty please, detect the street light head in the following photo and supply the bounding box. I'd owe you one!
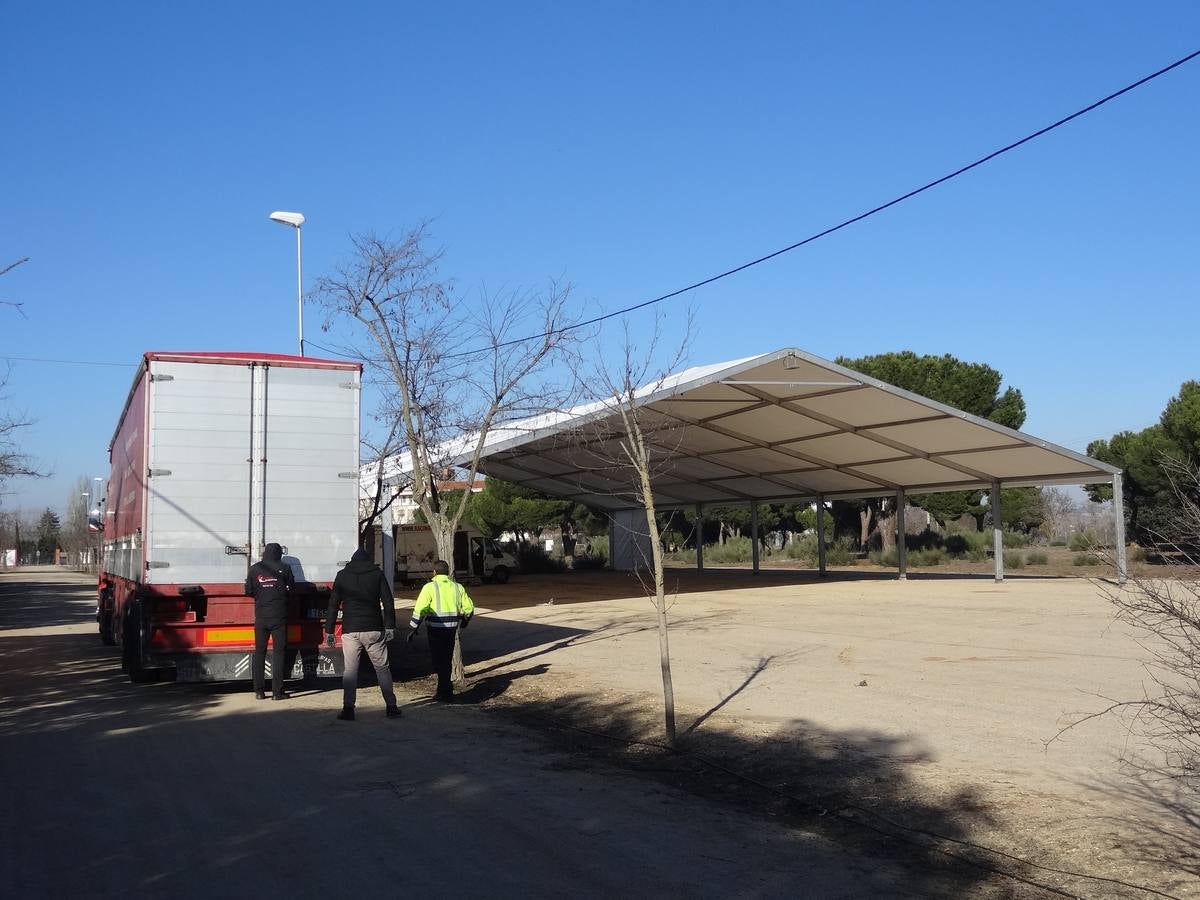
[269,211,305,228]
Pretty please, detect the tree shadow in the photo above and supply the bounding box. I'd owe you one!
[684,654,774,736]
[1083,769,1200,892]
[474,685,1176,898]
[0,571,98,631]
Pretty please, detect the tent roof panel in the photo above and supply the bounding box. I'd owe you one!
[715,405,830,443]
[386,347,1119,511]
[853,457,978,486]
[867,417,1016,453]
[783,432,909,466]
[789,386,936,428]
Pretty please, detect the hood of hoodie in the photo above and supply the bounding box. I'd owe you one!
[262,543,284,564]
[343,559,379,574]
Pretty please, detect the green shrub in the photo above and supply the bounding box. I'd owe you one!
[967,548,988,563]
[1002,550,1024,569]
[517,545,566,573]
[1073,552,1103,566]
[870,548,899,567]
[825,538,857,566]
[706,536,753,565]
[1129,545,1146,562]
[1049,539,1067,547]
[572,552,608,570]
[906,529,943,552]
[1002,531,1029,549]
[1025,550,1048,565]
[910,547,945,566]
[1069,531,1098,552]
[785,534,820,563]
[944,534,969,557]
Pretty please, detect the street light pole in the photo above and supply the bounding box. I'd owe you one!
[269,211,307,356]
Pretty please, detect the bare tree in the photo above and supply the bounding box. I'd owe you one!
[1041,487,1077,543]
[1,258,39,490]
[0,257,30,315]
[310,224,580,564]
[566,318,692,746]
[0,369,41,493]
[1052,455,1200,789]
[357,418,407,547]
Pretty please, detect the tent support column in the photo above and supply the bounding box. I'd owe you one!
[695,503,704,572]
[751,501,760,575]
[992,480,1004,583]
[1113,472,1127,584]
[897,489,907,580]
[816,495,827,576]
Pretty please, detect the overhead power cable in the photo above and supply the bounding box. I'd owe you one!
[441,47,1200,360]
[0,356,136,368]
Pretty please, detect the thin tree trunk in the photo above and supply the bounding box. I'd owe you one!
[640,468,676,746]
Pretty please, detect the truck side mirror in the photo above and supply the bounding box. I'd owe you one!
[87,508,104,533]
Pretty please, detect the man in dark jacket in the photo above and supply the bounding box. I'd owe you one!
[325,548,400,721]
[245,542,295,700]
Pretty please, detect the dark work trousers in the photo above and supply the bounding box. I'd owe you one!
[253,620,287,697]
[427,627,458,698]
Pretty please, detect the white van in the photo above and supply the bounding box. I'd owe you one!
[375,523,518,584]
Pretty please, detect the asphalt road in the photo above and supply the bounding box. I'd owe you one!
[0,568,925,900]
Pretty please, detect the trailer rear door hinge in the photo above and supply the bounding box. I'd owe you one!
[148,468,172,477]
[339,382,360,390]
[225,545,250,556]
[146,561,170,570]
[150,374,175,382]
[338,472,359,479]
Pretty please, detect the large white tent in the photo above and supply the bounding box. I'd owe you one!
[372,348,1125,582]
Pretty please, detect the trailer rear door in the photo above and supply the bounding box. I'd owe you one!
[260,364,360,582]
[144,360,254,585]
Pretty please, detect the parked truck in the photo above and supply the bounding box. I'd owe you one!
[375,523,518,584]
[93,351,361,682]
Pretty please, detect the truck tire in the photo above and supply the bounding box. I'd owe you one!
[123,602,155,684]
[98,589,116,645]
[99,609,116,646]
[491,565,510,585]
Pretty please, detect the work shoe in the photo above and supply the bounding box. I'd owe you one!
[337,707,355,721]
[255,691,267,700]
[385,705,402,719]
[272,692,291,701]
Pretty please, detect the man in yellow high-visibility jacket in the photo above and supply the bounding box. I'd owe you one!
[407,559,475,701]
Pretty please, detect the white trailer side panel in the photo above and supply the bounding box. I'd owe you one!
[145,360,254,585]
[261,364,360,583]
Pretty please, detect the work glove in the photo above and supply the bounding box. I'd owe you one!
[325,633,336,648]
[459,615,471,630]
[384,628,395,643]
[406,628,417,643]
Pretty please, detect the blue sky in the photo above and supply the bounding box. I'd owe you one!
[2,2,1198,513]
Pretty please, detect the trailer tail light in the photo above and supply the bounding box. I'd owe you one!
[203,626,302,645]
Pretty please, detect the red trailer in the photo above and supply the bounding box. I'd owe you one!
[94,351,361,683]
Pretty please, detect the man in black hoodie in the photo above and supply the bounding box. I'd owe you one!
[325,548,400,721]
[245,542,295,700]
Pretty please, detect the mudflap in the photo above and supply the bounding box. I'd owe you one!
[158,649,344,683]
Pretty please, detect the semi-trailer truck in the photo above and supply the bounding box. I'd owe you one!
[93,351,361,683]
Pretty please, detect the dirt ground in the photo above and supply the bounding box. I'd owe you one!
[0,567,1040,900]
[4,566,1194,897]
[399,567,1198,899]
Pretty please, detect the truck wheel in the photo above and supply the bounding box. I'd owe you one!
[123,603,155,684]
[99,609,116,646]
[491,566,510,585]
